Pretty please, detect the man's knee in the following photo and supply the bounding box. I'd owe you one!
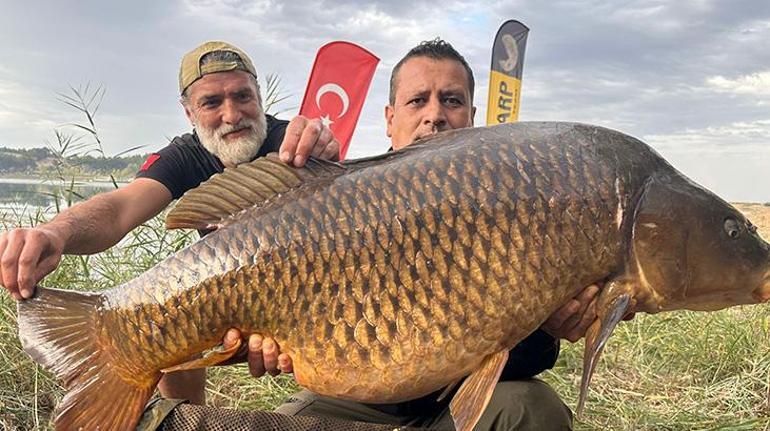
[275,390,409,425]
[477,379,573,431]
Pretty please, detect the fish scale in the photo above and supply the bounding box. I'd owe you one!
[20,122,770,431]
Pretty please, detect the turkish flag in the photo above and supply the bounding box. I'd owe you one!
[299,41,379,159]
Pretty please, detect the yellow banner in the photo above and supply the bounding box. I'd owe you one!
[486,70,522,125]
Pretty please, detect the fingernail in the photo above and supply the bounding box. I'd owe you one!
[21,288,32,299]
[294,155,305,167]
[263,339,274,352]
[249,336,262,351]
[280,151,291,162]
[225,330,238,344]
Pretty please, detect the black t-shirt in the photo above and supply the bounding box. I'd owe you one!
[135,114,288,199]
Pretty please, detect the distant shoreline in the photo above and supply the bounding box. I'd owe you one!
[0,176,130,187]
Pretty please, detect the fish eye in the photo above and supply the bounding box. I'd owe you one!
[724,218,741,239]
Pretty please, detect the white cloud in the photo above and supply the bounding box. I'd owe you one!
[645,119,770,153]
[1,0,768,200]
[608,3,670,26]
[0,79,25,98]
[730,19,770,42]
[643,118,770,203]
[706,71,770,96]
[0,80,61,129]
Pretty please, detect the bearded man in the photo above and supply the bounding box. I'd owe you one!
[0,40,339,404]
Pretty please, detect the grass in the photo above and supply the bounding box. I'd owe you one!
[544,308,770,430]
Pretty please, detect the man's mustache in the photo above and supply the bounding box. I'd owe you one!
[413,124,448,142]
[218,122,255,138]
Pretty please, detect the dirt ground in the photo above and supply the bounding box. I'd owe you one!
[733,202,770,239]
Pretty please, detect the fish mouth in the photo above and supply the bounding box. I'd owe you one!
[752,289,770,303]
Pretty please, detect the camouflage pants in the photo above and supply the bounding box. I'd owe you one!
[138,379,571,430]
[275,379,572,431]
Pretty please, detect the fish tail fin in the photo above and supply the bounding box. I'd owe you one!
[18,286,158,430]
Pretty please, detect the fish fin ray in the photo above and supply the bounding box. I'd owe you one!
[436,377,462,402]
[17,286,158,430]
[578,292,631,416]
[161,338,243,372]
[166,138,459,231]
[54,362,156,431]
[449,349,508,431]
[166,154,347,230]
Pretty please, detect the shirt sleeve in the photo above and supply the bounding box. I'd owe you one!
[135,142,202,200]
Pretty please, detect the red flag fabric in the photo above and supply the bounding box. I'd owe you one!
[299,41,379,159]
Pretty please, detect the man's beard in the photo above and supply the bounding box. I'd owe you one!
[196,115,268,166]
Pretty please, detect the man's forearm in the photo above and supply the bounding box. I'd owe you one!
[158,369,206,404]
[43,193,131,255]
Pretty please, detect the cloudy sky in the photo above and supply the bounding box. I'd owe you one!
[1,0,768,202]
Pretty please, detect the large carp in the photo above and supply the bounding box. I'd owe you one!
[17,122,770,430]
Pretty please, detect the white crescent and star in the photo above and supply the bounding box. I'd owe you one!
[315,82,350,127]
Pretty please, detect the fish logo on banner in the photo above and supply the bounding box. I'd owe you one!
[487,20,529,125]
[499,34,519,72]
[299,41,379,159]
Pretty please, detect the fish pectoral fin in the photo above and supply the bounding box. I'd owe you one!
[436,377,463,402]
[161,338,243,373]
[578,291,632,416]
[449,349,509,431]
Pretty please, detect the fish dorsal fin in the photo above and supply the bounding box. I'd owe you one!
[449,349,509,431]
[165,154,347,230]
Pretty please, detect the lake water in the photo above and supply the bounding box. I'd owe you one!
[0,178,122,217]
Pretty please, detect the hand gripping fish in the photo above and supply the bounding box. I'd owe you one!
[17,122,770,430]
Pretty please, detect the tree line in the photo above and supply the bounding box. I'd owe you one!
[0,146,148,179]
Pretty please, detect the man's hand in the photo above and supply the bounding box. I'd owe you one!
[2,179,172,302]
[541,283,636,342]
[542,284,600,342]
[0,227,65,300]
[223,328,293,377]
[279,115,340,167]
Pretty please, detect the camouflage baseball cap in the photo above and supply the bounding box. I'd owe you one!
[179,41,257,94]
